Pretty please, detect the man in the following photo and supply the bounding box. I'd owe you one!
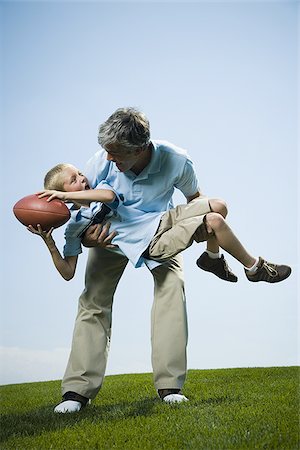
[54,107,291,413]
[53,107,206,412]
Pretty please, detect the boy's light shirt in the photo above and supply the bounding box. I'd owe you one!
[84,140,200,270]
[63,186,119,257]
[63,201,108,257]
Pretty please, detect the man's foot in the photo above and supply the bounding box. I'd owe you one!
[196,252,238,282]
[158,389,189,404]
[245,257,291,283]
[54,391,89,413]
[54,400,82,413]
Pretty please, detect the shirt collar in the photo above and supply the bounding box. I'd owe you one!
[130,140,162,181]
[147,140,161,174]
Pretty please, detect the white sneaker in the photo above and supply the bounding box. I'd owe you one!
[54,400,82,413]
[163,393,189,404]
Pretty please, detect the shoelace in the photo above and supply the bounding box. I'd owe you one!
[262,261,278,277]
[222,257,233,275]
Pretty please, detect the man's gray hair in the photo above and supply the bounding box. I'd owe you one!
[98,107,150,152]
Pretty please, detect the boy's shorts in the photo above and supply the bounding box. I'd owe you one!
[147,197,212,262]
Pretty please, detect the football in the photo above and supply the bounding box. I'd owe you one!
[13,194,71,231]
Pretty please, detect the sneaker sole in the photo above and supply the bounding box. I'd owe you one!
[196,260,238,282]
[247,267,291,283]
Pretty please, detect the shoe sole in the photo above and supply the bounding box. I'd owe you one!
[196,260,238,282]
[247,267,292,283]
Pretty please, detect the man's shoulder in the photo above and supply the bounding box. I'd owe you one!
[85,149,111,187]
[86,148,107,164]
[152,140,190,160]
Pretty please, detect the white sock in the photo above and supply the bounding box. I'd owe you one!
[245,257,259,274]
[206,250,220,259]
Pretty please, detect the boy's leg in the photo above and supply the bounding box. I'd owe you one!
[200,213,291,283]
[204,213,255,267]
[148,198,211,261]
[205,198,227,254]
[60,247,128,403]
[150,254,189,402]
[148,199,238,282]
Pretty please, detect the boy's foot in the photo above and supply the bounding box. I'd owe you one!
[158,389,189,404]
[54,391,89,413]
[196,252,238,282]
[245,257,291,283]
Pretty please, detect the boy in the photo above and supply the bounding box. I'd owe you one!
[28,163,291,284]
[28,163,117,280]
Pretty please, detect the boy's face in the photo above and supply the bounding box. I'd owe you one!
[62,165,90,192]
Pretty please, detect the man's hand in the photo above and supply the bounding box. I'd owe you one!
[82,222,118,248]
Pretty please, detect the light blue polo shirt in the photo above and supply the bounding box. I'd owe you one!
[84,140,200,268]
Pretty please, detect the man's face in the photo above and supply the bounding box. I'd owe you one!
[105,144,142,173]
[62,165,90,192]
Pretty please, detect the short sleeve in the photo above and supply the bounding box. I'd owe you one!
[85,150,110,188]
[63,236,83,257]
[96,180,123,209]
[174,159,200,197]
[63,221,83,257]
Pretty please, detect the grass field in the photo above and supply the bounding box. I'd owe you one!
[0,367,299,449]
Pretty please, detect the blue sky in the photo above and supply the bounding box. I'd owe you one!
[1,0,298,385]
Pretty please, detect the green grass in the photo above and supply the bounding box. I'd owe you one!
[0,367,299,449]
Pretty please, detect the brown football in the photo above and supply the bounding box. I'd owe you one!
[13,194,70,231]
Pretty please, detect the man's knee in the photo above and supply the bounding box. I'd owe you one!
[208,198,228,218]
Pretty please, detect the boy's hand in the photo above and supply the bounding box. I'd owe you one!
[82,222,118,249]
[37,190,67,202]
[27,224,55,245]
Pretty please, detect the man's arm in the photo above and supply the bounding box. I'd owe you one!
[186,191,201,203]
[186,191,210,203]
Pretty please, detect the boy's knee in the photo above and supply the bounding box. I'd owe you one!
[205,212,225,232]
[209,198,228,218]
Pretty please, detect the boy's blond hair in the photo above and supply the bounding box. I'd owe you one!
[44,163,72,191]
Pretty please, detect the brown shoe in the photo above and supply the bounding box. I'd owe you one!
[245,257,291,283]
[196,252,238,282]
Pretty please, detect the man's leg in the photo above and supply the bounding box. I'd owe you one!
[150,254,189,403]
[55,247,128,412]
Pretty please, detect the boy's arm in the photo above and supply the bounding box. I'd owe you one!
[27,225,78,281]
[38,188,116,205]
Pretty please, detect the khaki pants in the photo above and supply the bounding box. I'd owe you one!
[62,248,188,399]
[149,198,211,262]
